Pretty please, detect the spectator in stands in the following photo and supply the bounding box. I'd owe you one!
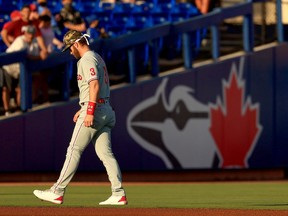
[1,25,46,116]
[0,10,22,46]
[56,0,108,39]
[39,15,63,53]
[31,15,64,104]
[55,0,87,32]
[36,0,53,17]
[29,0,57,27]
[1,4,48,57]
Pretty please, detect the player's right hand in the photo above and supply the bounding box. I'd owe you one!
[73,110,81,123]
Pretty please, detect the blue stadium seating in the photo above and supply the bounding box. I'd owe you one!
[137,2,157,13]
[77,1,100,16]
[108,26,127,38]
[157,0,175,4]
[113,2,133,12]
[0,13,10,25]
[144,0,158,5]
[0,1,19,14]
[128,12,153,31]
[176,2,200,17]
[46,1,62,14]
[86,27,100,42]
[92,9,113,29]
[99,2,115,11]
[0,0,204,64]
[113,11,133,25]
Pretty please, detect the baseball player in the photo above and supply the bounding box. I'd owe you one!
[33,30,127,205]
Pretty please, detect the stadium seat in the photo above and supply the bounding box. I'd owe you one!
[93,10,113,29]
[129,12,153,31]
[157,0,175,5]
[86,27,100,42]
[80,1,100,14]
[46,1,62,14]
[158,3,174,12]
[21,0,33,6]
[149,2,174,24]
[106,25,127,38]
[151,11,171,25]
[113,11,134,28]
[0,13,10,23]
[144,0,158,5]
[71,1,84,13]
[99,2,115,11]
[0,1,19,14]
[137,2,156,13]
[113,2,134,13]
[175,3,200,17]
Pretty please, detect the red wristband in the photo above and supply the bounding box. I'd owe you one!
[87,101,96,115]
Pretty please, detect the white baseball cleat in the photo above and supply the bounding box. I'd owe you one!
[33,189,64,204]
[99,195,128,205]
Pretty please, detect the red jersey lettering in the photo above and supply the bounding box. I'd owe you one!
[77,74,82,80]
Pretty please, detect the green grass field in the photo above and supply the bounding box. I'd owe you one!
[0,182,288,210]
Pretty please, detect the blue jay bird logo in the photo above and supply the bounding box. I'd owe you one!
[127,78,217,169]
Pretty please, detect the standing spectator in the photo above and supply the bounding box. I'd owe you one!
[32,14,64,104]
[2,25,46,116]
[1,4,48,58]
[55,0,108,39]
[39,15,63,53]
[30,0,57,27]
[36,0,54,17]
[0,10,22,46]
[55,0,87,33]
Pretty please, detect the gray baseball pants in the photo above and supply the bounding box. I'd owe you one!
[50,103,125,197]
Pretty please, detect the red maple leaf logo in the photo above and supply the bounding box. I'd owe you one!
[209,67,262,168]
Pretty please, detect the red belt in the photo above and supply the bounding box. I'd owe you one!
[81,98,109,106]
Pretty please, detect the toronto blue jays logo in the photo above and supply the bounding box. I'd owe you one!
[127,58,262,169]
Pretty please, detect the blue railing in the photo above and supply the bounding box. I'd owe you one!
[0,0,284,112]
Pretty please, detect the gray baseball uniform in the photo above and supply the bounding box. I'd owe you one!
[50,50,125,197]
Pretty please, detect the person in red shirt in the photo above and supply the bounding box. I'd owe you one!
[1,4,48,57]
[1,10,22,45]
[2,10,22,29]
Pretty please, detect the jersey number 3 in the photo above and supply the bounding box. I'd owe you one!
[90,67,108,84]
[90,68,96,76]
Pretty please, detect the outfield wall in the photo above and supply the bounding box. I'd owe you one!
[0,42,288,172]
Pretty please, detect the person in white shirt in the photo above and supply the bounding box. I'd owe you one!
[2,25,46,116]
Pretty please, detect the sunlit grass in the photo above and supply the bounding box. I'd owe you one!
[0,182,287,209]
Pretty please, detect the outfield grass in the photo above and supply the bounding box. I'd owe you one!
[0,182,288,209]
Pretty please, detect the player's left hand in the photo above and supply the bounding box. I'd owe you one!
[84,114,94,127]
[73,110,81,123]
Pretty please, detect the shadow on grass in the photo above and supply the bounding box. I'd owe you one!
[250,204,288,207]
